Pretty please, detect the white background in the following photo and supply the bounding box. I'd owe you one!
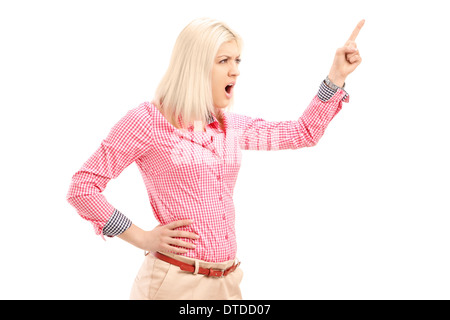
[1,0,449,299]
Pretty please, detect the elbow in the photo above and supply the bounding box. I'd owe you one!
[307,130,323,147]
[302,126,322,148]
[66,181,81,207]
[296,118,323,148]
[307,138,319,147]
[66,170,107,205]
[301,137,319,148]
[66,175,91,207]
[290,134,319,149]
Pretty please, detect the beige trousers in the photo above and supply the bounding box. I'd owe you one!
[129,252,244,300]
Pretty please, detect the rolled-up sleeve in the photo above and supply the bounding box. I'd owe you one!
[66,103,153,237]
[236,81,349,151]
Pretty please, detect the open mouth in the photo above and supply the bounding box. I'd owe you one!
[225,83,234,97]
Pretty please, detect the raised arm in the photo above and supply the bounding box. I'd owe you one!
[235,20,365,151]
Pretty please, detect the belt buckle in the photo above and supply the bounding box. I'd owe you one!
[208,268,225,277]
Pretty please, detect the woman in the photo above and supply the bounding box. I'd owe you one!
[67,18,364,299]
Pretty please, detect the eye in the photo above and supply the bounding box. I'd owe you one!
[236,58,241,64]
[219,59,228,64]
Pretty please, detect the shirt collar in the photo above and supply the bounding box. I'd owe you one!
[207,111,217,125]
[184,110,223,131]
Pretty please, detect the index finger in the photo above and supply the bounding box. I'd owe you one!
[172,230,200,240]
[166,219,194,229]
[348,19,365,41]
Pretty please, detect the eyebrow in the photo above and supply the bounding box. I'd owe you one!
[217,55,241,59]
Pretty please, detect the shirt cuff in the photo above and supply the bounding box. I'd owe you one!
[317,80,349,102]
[102,209,132,237]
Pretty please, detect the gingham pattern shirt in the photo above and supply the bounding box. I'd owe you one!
[67,81,349,262]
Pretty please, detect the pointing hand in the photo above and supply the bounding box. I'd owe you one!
[328,19,365,87]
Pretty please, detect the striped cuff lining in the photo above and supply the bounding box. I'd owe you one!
[102,209,132,237]
[318,80,349,102]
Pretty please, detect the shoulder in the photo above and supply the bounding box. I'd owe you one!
[118,101,155,127]
[108,101,155,138]
[128,101,154,120]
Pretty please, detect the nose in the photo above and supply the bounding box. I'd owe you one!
[228,62,240,77]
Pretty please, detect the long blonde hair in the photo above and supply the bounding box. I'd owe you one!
[153,18,243,129]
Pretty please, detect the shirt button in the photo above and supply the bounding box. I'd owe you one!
[217,175,221,181]
[219,195,223,201]
[225,235,228,240]
[223,214,226,220]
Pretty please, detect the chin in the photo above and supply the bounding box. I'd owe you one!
[214,101,230,109]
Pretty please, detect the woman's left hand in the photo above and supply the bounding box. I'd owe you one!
[327,19,365,87]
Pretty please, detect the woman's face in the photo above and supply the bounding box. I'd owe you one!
[211,40,241,109]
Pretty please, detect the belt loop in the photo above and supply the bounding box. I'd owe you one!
[193,260,199,275]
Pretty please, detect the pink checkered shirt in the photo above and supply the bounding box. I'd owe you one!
[67,82,349,262]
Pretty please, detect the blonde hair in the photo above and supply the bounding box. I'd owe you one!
[153,18,243,129]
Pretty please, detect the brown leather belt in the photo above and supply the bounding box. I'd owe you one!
[152,251,240,278]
